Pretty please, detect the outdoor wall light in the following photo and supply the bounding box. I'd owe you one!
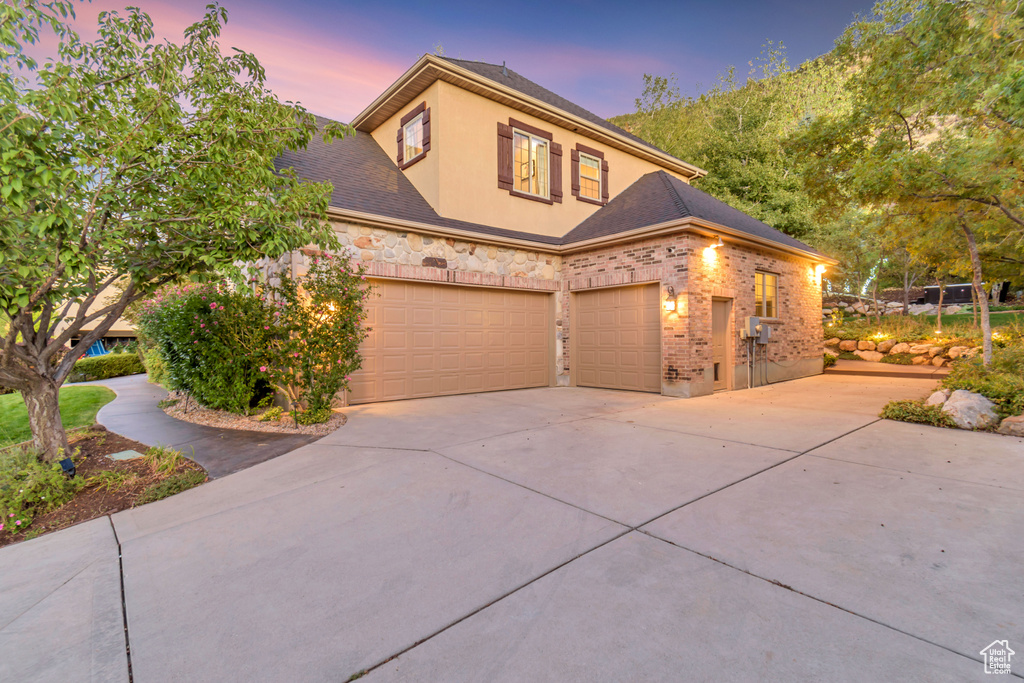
[815,264,827,276]
[663,285,677,312]
[710,236,724,249]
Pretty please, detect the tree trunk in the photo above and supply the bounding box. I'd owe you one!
[935,277,944,333]
[22,377,69,462]
[961,221,992,366]
[971,286,979,328]
[902,269,911,316]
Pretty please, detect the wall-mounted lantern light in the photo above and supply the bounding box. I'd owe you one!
[710,236,724,249]
[663,285,677,312]
[815,264,826,276]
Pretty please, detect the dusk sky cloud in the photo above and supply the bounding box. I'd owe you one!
[43,0,875,122]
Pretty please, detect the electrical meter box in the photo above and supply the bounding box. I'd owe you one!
[741,316,760,339]
[757,323,772,344]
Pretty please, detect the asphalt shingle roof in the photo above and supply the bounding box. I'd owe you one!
[440,57,672,158]
[277,120,821,257]
[562,171,823,256]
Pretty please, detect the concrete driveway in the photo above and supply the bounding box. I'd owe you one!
[2,374,1022,681]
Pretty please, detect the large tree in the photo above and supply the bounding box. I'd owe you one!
[790,0,1024,365]
[0,2,345,460]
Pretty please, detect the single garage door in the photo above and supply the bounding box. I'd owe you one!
[575,283,660,393]
[349,279,550,404]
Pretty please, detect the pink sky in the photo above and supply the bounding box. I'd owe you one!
[48,0,408,121]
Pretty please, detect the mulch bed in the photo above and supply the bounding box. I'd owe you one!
[0,425,207,548]
[163,392,347,436]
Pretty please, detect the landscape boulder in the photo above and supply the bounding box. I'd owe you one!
[947,346,970,359]
[876,339,897,353]
[997,415,1024,438]
[839,340,858,352]
[825,337,840,347]
[890,342,912,354]
[931,357,946,367]
[941,390,999,430]
[854,350,884,362]
[912,355,930,365]
[945,305,962,314]
[927,346,944,358]
[857,340,877,351]
[910,344,932,354]
[925,389,951,406]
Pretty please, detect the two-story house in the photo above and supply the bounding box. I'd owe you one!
[278,55,834,404]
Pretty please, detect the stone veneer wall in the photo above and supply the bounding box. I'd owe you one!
[562,231,824,397]
[285,220,822,398]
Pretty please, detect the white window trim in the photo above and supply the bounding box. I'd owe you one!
[578,151,602,201]
[512,128,550,199]
[404,113,425,162]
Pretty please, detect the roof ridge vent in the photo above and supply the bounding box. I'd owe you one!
[501,60,508,77]
[659,171,691,218]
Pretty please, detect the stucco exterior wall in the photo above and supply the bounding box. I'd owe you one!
[369,80,691,238]
[370,81,443,212]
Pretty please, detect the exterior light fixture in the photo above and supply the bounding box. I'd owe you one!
[710,236,724,249]
[59,457,76,478]
[664,285,677,312]
[815,264,826,276]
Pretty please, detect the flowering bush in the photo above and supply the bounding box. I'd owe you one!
[0,448,84,531]
[135,254,371,417]
[261,254,373,415]
[136,283,277,413]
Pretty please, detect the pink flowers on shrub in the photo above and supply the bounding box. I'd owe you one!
[259,366,268,372]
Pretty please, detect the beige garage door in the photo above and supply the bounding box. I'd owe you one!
[575,283,660,393]
[349,279,550,404]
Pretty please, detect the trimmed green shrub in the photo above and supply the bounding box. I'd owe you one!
[142,348,167,387]
[67,352,145,382]
[823,353,837,368]
[880,400,957,428]
[292,407,331,425]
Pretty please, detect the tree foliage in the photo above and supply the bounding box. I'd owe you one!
[0,2,346,459]
[788,0,1024,365]
[615,43,850,238]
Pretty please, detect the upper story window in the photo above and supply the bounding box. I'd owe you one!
[755,271,778,318]
[497,118,562,205]
[571,143,608,205]
[514,129,549,198]
[404,114,424,161]
[578,153,601,200]
[397,101,430,170]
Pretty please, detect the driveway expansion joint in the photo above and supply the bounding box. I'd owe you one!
[107,516,133,683]
[640,531,997,673]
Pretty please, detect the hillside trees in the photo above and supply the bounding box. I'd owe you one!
[790,0,1024,365]
[0,2,345,460]
[616,43,849,238]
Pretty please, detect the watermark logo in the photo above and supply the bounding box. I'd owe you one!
[980,640,1015,675]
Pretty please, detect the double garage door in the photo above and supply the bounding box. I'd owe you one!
[348,280,550,404]
[575,283,661,393]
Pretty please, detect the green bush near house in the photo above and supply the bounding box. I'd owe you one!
[823,353,837,369]
[880,400,957,428]
[879,352,915,365]
[67,353,145,383]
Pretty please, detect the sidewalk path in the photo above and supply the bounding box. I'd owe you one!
[92,374,319,478]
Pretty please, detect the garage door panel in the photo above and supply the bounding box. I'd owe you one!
[576,284,660,393]
[351,280,550,404]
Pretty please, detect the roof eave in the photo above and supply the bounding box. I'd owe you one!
[349,54,706,180]
[327,206,836,264]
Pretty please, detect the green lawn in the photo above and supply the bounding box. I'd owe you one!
[0,386,115,448]
[923,311,1023,327]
